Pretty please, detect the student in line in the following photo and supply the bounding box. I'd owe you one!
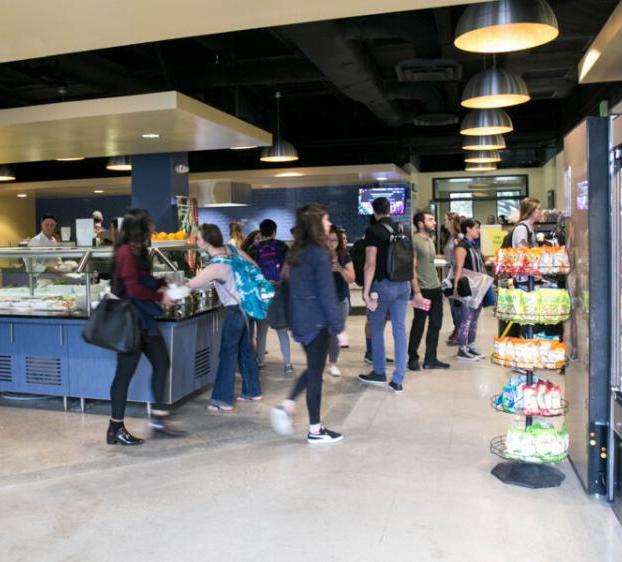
[327,225,355,377]
[228,222,245,249]
[107,209,184,446]
[443,212,463,346]
[187,224,262,412]
[271,204,348,444]
[248,218,293,376]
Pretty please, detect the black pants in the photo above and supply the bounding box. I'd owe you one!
[288,329,330,426]
[408,287,443,363]
[110,334,170,419]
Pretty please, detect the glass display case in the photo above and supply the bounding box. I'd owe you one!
[0,243,208,317]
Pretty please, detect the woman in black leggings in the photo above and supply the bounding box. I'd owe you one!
[271,204,348,444]
[107,209,184,445]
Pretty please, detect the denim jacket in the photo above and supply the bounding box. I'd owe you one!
[288,244,345,342]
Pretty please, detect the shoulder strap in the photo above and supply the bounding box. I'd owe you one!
[380,222,394,235]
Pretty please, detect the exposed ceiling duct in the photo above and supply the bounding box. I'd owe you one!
[395,59,463,82]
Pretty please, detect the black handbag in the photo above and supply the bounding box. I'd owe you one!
[267,283,289,330]
[82,296,142,353]
[442,277,471,297]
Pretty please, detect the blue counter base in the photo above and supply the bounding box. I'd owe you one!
[0,308,225,407]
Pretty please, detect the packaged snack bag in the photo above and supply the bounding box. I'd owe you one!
[536,380,549,413]
[522,384,539,414]
[522,291,539,323]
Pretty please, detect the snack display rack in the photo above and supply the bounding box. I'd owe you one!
[490,271,570,488]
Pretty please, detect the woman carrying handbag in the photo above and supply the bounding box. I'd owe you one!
[107,209,184,445]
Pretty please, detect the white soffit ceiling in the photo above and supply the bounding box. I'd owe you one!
[0,91,271,164]
[578,2,622,83]
[0,1,486,63]
[0,164,410,198]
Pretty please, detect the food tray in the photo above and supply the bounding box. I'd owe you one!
[490,353,566,371]
[494,312,570,325]
[490,435,568,465]
[490,395,569,417]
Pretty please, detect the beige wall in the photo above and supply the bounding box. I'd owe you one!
[0,196,36,246]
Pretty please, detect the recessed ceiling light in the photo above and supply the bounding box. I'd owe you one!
[0,165,15,181]
[230,145,258,150]
[275,172,304,177]
[377,176,388,181]
[17,193,27,198]
[141,133,160,139]
[93,189,105,194]
[56,157,85,161]
[106,156,132,171]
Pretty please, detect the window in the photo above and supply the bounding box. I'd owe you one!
[449,192,473,218]
[496,190,521,220]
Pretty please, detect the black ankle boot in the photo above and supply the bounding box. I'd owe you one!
[149,416,186,438]
[106,421,144,446]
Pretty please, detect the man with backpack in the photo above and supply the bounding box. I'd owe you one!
[358,197,413,392]
[248,219,294,376]
[408,211,451,372]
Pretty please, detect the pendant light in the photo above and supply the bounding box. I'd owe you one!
[465,150,501,164]
[106,156,132,171]
[260,92,299,163]
[0,165,15,181]
[462,68,529,109]
[463,135,506,151]
[466,163,497,173]
[455,0,559,54]
[461,109,513,136]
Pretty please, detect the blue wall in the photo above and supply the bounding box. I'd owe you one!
[36,184,411,241]
[36,196,131,235]
[199,184,411,241]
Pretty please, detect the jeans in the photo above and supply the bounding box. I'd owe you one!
[212,306,261,406]
[368,279,410,384]
[328,298,350,364]
[408,287,443,363]
[288,329,330,425]
[458,305,482,348]
[111,333,169,419]
[255,319,291,366]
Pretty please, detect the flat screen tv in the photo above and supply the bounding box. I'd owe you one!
[358,187,407,216]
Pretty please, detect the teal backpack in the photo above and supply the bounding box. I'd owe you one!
[209,245,275,320]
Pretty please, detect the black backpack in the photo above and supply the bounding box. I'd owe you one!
[501,222,534,248]
[350,238,367,287]
[381,223,414,282]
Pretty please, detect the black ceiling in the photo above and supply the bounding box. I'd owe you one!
[1,0,621,182]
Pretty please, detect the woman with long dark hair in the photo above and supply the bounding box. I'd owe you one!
[187,223,262,411]
[107,209,183,445]
[327,225,355,377]
[271,204,348,444]
[443,212,463,345]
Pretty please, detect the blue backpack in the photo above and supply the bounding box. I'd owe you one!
[254,239,282,282]
[209,245,275,320]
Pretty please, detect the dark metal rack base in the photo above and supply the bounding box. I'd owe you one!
[491,461,565,489]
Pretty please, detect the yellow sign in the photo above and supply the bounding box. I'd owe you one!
[480,225,505,257]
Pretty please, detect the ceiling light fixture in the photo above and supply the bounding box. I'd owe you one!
[93,189,105,194]
[465,150,502,164]
[275,172,304,177]
[377,176,388,181]
[461,68,530,109]
[56,157,85,161]
[260,92,299,163]
[0,165,16,181]
[106,156,132,171]
[455,0,559,54]
[17,193,27,198]
[141,133,160,139]
[465,164,497,173]
[462,134,507,151]
[230,145,258,150]
[461,109,513,136]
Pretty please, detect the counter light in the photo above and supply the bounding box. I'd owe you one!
[141,133,160,139]
[230,145,258,150]
[56,157,85,161]
[93,189,105,194]
[106,156,132,172]
[17,193,27,198]
[0,165,16,181]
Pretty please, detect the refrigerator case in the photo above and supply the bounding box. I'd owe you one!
[564,116,610,495]
[608,110,622,521]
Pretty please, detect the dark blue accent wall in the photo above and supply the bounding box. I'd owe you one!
[198,184,411,241]
[36,196,132,235]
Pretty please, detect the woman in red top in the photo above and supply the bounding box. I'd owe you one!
[107,209,183,445]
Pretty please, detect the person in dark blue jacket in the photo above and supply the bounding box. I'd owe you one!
[271,203,348,444]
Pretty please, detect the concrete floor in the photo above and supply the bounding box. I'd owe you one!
[1,310,621,562]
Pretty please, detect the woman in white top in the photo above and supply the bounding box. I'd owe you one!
[512,197,543,248]
[227,222,245,249]
[187,224,261,412]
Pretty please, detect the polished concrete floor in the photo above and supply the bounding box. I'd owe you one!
[1,309,621,562]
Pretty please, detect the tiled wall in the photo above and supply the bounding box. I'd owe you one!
[199,184,411,241]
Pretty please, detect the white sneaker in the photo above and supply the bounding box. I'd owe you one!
[328,365,341,377]
[271,406,294,436]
